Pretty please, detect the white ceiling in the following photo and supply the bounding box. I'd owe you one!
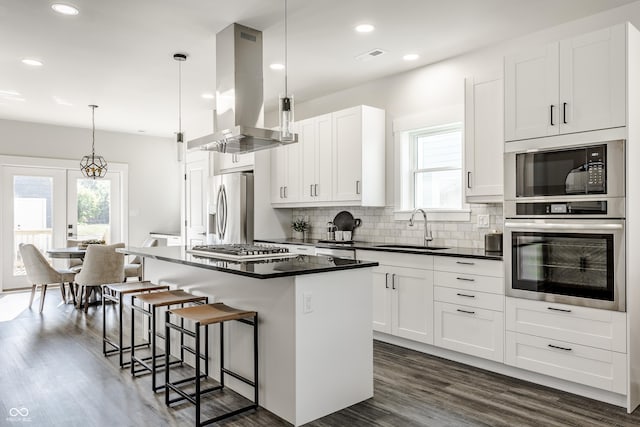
[0,0,636,137]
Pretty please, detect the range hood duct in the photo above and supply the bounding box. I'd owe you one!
[187,23,297,154]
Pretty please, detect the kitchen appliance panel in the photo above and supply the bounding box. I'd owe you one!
[504,219,625,311]
[210,172,254,245]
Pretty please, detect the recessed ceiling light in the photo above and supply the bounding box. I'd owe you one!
[137,130,145,133]
[22,58,43,67]
[270,63,285,70]
[403,53,419,61]
[51,3,79,15]
[0,90,21,97]
[201,93,214,99]
[355,24,375,33]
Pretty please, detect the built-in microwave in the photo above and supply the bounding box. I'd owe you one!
[504,140,625,212]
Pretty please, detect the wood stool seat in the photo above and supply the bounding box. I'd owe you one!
[169,303,257,325]
[134,290,206,307]
[101,281,170,367]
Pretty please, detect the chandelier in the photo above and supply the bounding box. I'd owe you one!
[80,104,108,178]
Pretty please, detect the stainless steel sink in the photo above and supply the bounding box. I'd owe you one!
[374,244,449,250]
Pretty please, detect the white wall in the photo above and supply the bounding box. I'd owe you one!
[0,118,181,246]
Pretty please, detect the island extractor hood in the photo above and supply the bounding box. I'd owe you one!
[187,23,297,154]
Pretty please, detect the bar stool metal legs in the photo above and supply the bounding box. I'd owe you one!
[129,290,208,392]
[164,303,259,426]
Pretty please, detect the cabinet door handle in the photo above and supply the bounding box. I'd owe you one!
[284,186,288,198]
[356,180,361,195]
[550,104,555,126]
[548,344,572,352]
[547,307,571,313]
[456,309,475,315]
[280,186,283,198]
[456,277,475,282]
[467,171,472,189]
[456,293,475,298]
[562,102,568,124]
[385,273,389,289]
[456,261,475,266]
[391,273,396,290]
[310,185,313,197]
[314,184,318,197]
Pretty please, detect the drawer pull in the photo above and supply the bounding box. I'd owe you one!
[456,293,475,298]
[547,307,572,313]
[456,261,475,265]
[548,344,572,352]
[385,273,389,289]
[456,309,475,315]
[456,277,475,282]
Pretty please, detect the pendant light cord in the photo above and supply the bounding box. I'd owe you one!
[284,0,288,95]
[178,60,182,133]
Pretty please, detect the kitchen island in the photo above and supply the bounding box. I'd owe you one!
[120,246,377,426]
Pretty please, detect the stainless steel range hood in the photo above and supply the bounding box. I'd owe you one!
[187,23,297,154]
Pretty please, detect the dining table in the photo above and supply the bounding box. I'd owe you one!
[46,246,87,259]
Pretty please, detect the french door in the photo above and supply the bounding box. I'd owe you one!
[2,165,123,291]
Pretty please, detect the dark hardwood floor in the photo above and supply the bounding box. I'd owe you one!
[1,289,639,426]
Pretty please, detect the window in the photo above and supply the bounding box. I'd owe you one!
[411,124,462,209]
[397,122,464,213]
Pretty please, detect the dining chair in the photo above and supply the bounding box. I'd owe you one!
[124,238,158,281]
[74,243,125,312]
[19,243,77,313]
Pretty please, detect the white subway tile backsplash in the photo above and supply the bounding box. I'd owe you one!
[290,204,503,250]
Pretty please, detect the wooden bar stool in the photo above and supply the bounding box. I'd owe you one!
[164,303,258,426]
[101,281,170,367]
[130,290,208,392]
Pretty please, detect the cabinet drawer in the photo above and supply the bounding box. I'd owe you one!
[505,297,626,353]
[434,257,503,277]
[505,331,626,394]
[358,250,434,270]
[434,302,504,362]
[434,271,504,295]
[434,286,504,311]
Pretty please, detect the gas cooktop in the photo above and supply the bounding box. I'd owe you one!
[187,244,298,261]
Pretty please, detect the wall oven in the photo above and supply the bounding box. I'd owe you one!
[504,139,626,311]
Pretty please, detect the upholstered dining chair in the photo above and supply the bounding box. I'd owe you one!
[19,243,77,313]
[74,243,125,312]
[124,237,158,281]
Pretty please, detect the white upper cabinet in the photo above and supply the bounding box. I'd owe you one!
[270,143,300,204]
[505,23,626,141]
[271,105,385,207]
[300,114,332,202]
[216,152,254,174]
[331,105,385,206]
[464,76,504,203]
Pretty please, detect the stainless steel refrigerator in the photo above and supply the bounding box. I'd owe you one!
[208,172,254,244]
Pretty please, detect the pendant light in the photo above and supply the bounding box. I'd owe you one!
[279,0,294,142]
[174,52,188,161]
[80,104,108,179]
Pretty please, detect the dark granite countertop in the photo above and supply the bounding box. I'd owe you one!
[255,238,503,261]
[119,246,378,280]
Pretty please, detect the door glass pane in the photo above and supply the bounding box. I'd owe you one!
[14,176,53,275]
[76,179,111,243]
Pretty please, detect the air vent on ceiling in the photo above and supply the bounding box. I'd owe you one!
[355,48,387,62]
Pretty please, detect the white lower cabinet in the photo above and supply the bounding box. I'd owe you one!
[434,301,504,362]
[505,331,627,394]
[505,297,627,393]
[361,250,434,344]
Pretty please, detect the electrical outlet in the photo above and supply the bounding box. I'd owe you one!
[478,214,490,228]
[303,292,313,314]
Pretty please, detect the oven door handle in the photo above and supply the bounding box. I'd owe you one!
[504,221,623,231]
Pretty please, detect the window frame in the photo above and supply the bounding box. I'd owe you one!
[393,107,470,222]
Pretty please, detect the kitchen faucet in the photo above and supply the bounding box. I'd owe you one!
[409,208,433,247]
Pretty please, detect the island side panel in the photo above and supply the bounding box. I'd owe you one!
[143,258,297,424]
[294,268,374,425]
